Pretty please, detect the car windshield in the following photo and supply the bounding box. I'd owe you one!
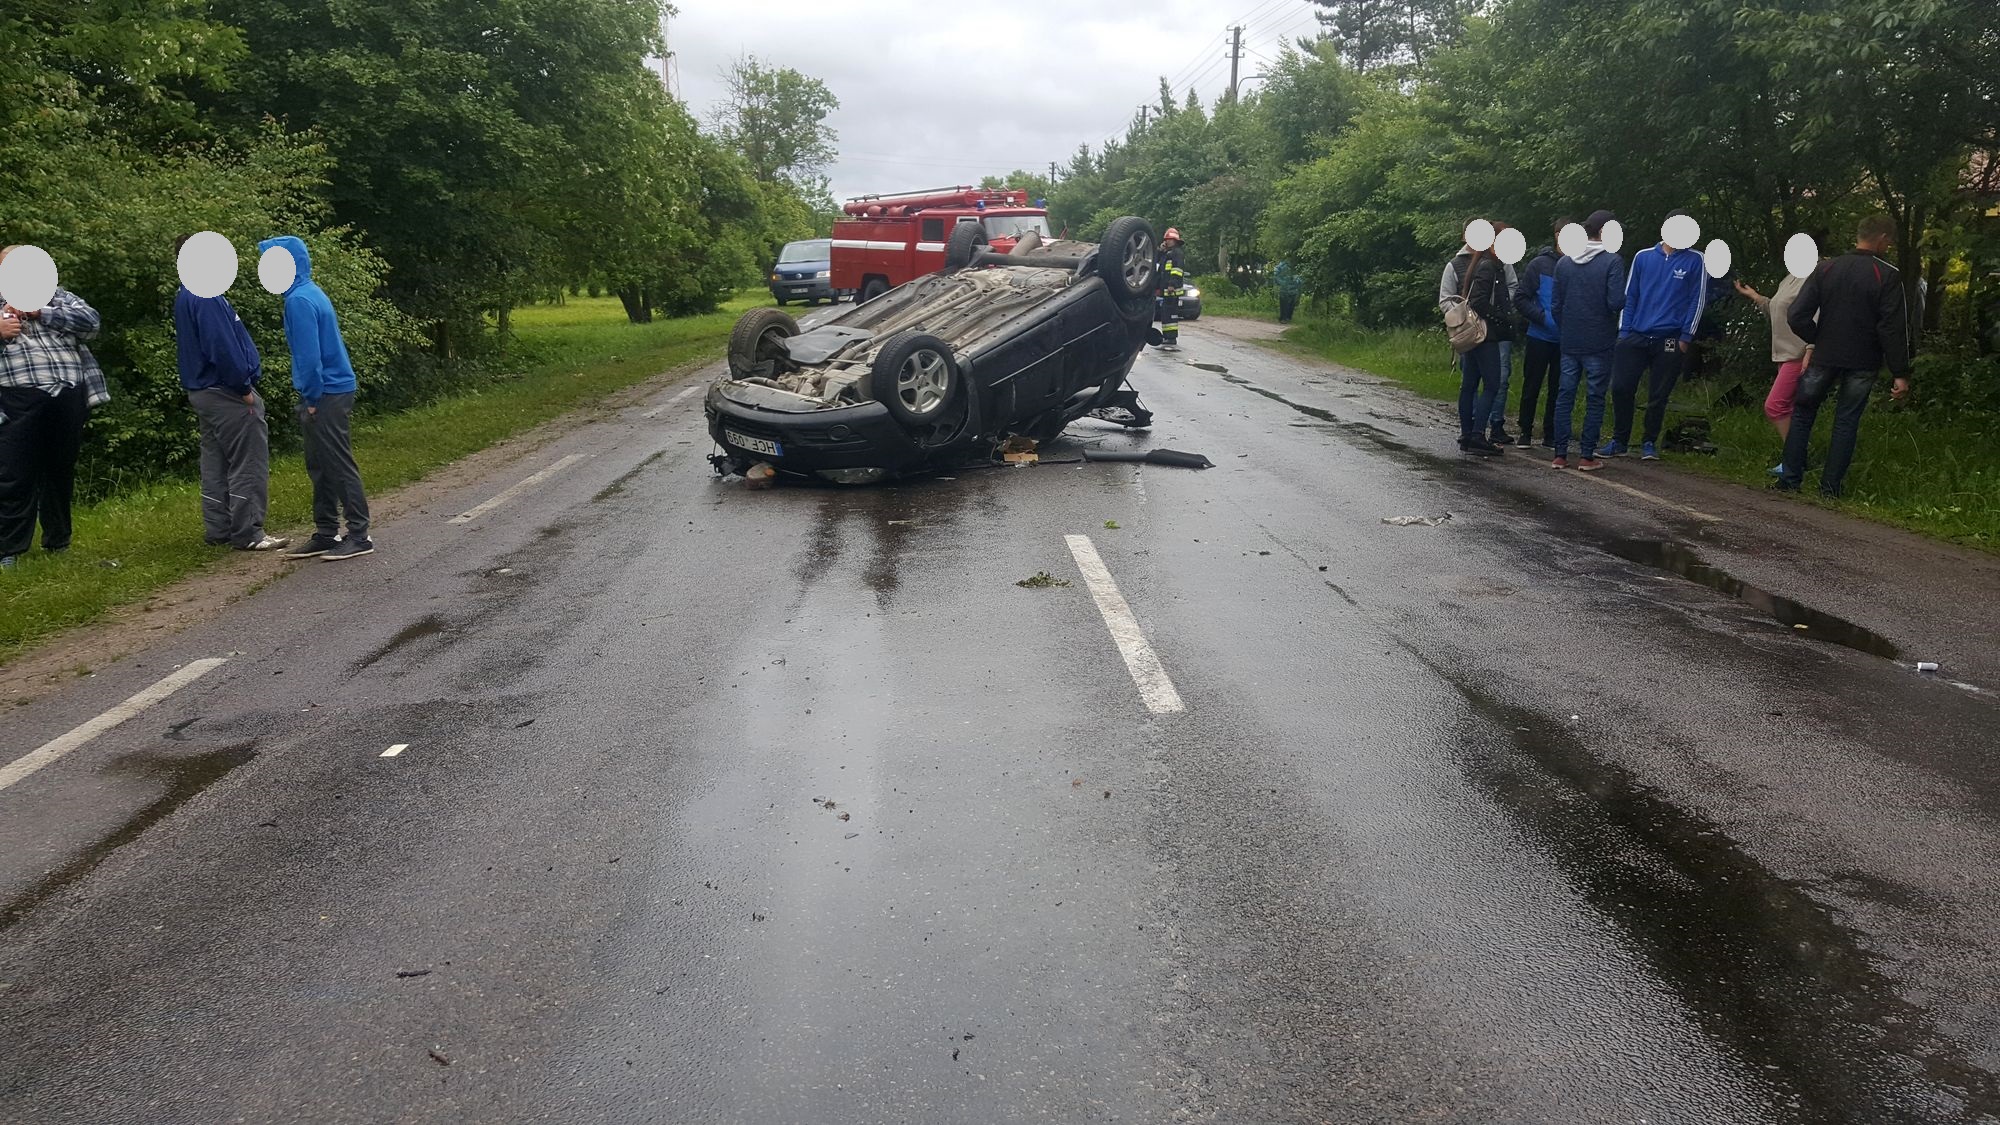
[778,240,829,264]
[983,215,1052,240]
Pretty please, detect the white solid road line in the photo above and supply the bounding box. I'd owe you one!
[380,744,408,758]
[1572,471,1723,523]
[448,453,589,524]
[1065,535,1187,715]
[640,384,703,419]
[0,658,229,794]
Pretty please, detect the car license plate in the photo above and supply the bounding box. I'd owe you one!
[724,429,782,457]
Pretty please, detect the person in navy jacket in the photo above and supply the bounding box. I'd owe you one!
[1607,209,1707,460]
[1550,210,1627,470]
[175,234,287,552]
[1512,217,1570,448]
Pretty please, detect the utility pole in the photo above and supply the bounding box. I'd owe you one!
[658,8,678,98]
[1049,161,1060,186]
[1226,25,1244,102]
[1138,105,1150,129]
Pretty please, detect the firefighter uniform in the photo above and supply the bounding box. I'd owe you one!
[1157,230,1187,351]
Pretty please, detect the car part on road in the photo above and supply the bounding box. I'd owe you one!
[1080,448,1214,469]
[1382,515,1453,527]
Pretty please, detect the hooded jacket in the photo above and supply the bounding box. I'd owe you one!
[1620,243,1708,341]
[1551,244,1626,355]
[1514,245,1561,344]
[1787,251,1911,377]
[173,289,261,395]
[258,236,357,405]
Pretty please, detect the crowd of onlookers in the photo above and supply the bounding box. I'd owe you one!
[0,235,376,569]
[1441,211,1912,495]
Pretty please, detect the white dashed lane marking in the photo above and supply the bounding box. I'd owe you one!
[0,658,229,793]
[1065,535,1186,715]
[448,454,589,525]
[641,384,703,420]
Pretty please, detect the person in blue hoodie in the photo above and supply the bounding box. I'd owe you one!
[258,235,373,560]
[1512,217,1571,448]
[1607,209,1707,460]
[176,237,288,552]
[1549,210,1627,470]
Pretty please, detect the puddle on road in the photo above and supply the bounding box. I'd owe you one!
[1,743,258,932]
[594,449,668,502]
[1209,371,1422,458]
[1605,539,1902,661]
[1448,679,1998,1119]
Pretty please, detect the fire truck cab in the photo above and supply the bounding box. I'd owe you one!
[831,186,1054,303]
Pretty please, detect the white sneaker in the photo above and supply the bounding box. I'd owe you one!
[239,535,291,551]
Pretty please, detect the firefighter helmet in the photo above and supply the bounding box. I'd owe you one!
[1163,227,1182,242]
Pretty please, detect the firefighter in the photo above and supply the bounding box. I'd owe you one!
[1157,227,1187,351]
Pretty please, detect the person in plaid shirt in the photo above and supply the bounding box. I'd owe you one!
[0,246,110,567]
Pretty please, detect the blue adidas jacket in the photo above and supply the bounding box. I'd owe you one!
[1620,243,1707,342]
[1552,246,1626,355]
[258,235,357,406]
[173,288,261,395]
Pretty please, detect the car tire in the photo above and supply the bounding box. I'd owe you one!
[774,297,788,307]
[944,223,989,271]
[859,278,890,304]
[867,332,962,428]
[1099,217,1158,302]
[728,308,799,380]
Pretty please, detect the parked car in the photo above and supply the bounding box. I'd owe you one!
[1161,284,1203,322]
[768,239,840,306]
[708,217,1165,483]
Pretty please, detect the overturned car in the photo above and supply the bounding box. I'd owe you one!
[705,217,1163,483]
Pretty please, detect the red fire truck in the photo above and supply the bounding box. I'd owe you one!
[831,186,1054,303]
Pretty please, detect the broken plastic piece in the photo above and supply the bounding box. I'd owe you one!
[1916,661,1940,673]
[1081,448,1214,469]
[744,463,778,489]
[1381,514,1452,527]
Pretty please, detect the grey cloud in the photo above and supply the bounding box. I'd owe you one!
[670,0,1324,203]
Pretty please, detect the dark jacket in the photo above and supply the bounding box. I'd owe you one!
[1514,246,1560,344]
[1788,251,1911,377]
[1444,251,1505,324]
[1156,245,1186,291]
[1552,246,1627,355]
[173,288,262,395]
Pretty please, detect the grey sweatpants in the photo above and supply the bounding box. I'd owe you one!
[190,387,272,547]
[299,391,370,538]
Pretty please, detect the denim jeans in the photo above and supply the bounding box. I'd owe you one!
[1519,337,1560,440]
[1553,350,1613,458]
[1611,334,1685,446]
[1488,339,1514,429]
[1458,340,1503,441]
[1779,366,1876,496]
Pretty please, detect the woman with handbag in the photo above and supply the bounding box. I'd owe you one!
[1442,239,1507,456]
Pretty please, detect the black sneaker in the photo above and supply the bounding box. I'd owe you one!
[1489,427,1515,446]
[322,536,375,561]
[287,534,341,559]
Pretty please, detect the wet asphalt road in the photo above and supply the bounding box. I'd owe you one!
[3,321,1998,1124]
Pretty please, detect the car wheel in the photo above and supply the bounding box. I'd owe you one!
[774,297,788,307]
[859,278,890,304]
[944,223,988,271]
[728,308,799,380]
[1098,217,1157,302]
[868,332,962,427]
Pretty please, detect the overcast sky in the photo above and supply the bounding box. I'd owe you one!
[669,0,1326,204]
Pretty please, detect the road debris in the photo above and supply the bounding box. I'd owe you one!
[1104,520,1121,530]
[1382,515,1452,527]
[396,970,432,979]
[427,1048,452,1067]
[1082,447,1214,469]
[1017,572,1072,588]
[1001,437,1040,465]
[744,462,777,489]
[1917,661,1940,673]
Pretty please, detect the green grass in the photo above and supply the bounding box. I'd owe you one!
[1225,307,2000,551]
[0,294,763,665]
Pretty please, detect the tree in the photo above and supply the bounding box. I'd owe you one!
[1310,0,1471,71]
[711,55,839,189]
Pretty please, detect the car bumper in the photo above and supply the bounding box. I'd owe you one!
[706,384,942,479]
[769,279,836,302]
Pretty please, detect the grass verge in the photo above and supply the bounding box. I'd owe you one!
[1232,311,2000,551]
[0,294,761,665]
